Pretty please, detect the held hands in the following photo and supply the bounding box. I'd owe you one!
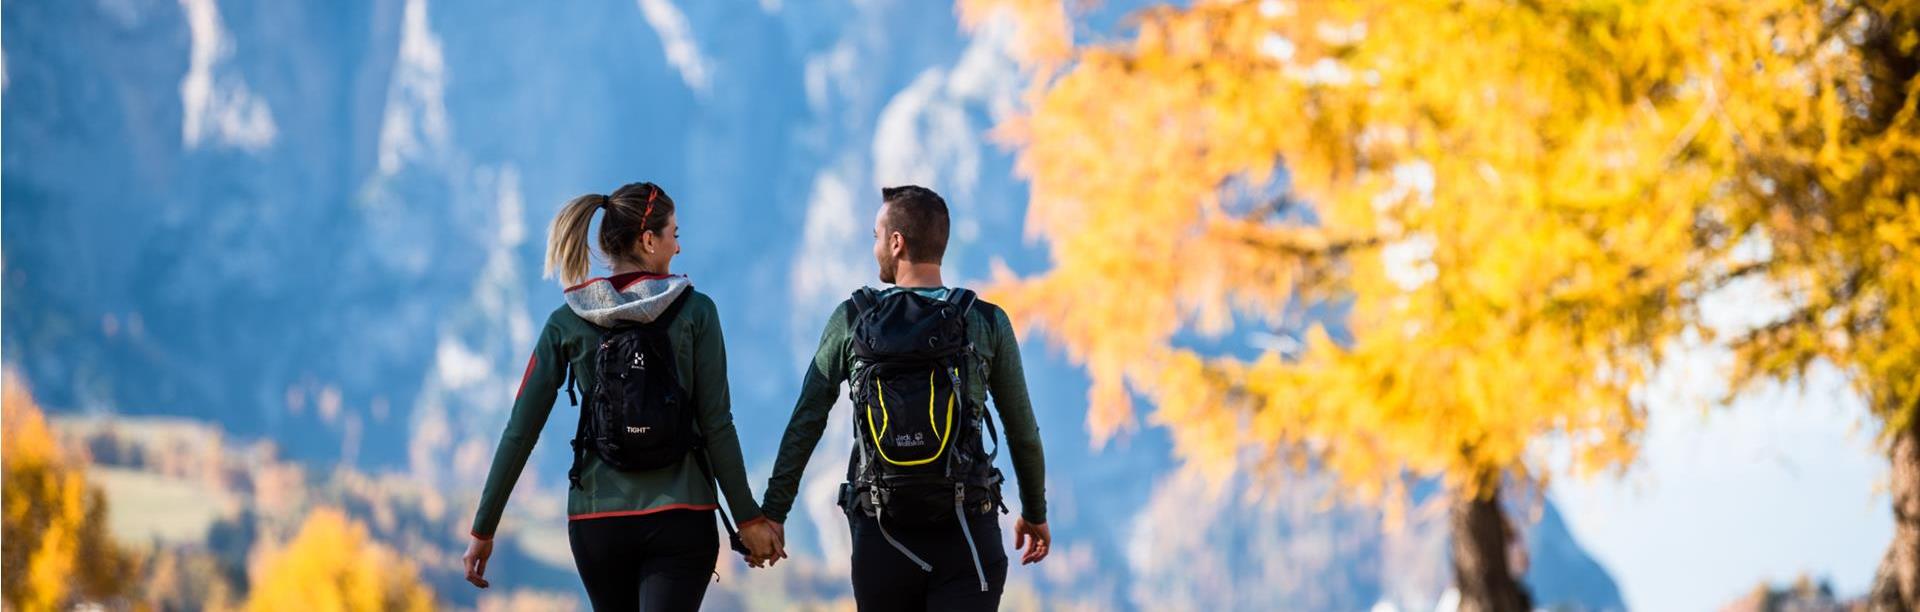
[1013,518,1050,565]
[739,520,787,568]
[463,536,494,588]
[468,518,1036,580]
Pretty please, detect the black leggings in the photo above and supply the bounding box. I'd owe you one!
[847,511,1008,612]
[567,509,719,612]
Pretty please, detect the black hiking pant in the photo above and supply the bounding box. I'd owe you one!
[847,510,1008,612]
[568,509,718,612]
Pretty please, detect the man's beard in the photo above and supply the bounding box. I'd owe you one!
[877,258,896,284]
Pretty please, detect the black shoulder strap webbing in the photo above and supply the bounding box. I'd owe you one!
[566,362,588,490]
[848,287,878,320]
[643,290,695,330]
[945,288,977,315]
[946,288,993,460]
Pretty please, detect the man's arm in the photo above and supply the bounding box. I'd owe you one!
[987,306,1048,525]
[759,302,853,523]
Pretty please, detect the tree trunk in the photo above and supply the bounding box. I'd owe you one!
[1871,416,1920,611]
[1450,476,1533,612]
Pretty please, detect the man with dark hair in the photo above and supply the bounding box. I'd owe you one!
[876,185,951,268]
[761,184,1050,611]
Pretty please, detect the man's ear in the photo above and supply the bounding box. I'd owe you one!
[888,231,906,259]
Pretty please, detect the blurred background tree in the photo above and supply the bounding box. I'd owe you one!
[1698,1,1920,608]
[242,507,435,612]
[2,373,141,612]
[962,0,1919,609]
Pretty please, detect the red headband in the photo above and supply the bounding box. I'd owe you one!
[639,186,658,232]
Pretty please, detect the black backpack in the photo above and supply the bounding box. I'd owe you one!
[841,287,1004,591]
[563,291,746,555]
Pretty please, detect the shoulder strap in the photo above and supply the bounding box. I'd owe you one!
[565,362,589,490]
[947,289,993,460]
[849,287,878,319]
[981,401,1000,462]
[945,288,977,315]
[643,290,695,330]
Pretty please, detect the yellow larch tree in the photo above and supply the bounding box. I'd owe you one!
[1702,1,1920,607]
[1,373,140,612]
[965,0,1791,608]
[243,507,435,612]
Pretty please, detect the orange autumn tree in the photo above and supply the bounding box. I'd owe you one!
[244,508,434,612]
[966,0,1779,608]
[1,374,140,612]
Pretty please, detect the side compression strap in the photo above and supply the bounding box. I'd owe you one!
[877,511,933,572]
[956,483,989,592]
[942,365,999,462]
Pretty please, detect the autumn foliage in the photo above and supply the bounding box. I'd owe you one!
[975,0,1755,511]
[242,507,435,612]
[3,373,442,611]
[1,374,140,612]
[971,0,1918,608]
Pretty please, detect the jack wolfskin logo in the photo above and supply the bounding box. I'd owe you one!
[631,352,645,369]
[626,426,650,434]
[893,432,926,447]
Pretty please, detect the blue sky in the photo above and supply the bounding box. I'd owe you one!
[1553,277,1893,610]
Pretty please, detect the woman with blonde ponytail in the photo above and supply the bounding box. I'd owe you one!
[462,182,784,611]
[542,192,607,287]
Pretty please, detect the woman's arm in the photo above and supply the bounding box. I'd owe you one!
[470,317,568,540]
[688,294,767,526]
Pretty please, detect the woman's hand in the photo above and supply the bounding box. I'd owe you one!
[463,536,494,588]
[739,521,786,568]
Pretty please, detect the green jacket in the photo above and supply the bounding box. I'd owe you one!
[761,286,1048,525]
[470,274,763,539]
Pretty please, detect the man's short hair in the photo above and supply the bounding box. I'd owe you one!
[881,185,950,263]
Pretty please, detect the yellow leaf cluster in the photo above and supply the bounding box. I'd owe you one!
[1709,0,1920,432]
[970,0,1866,502]
[243,507,435,612]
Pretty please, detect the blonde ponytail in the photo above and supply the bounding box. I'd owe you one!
[544,193,606,287]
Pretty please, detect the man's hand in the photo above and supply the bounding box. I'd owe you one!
[1013,518,1050,565]
[766,521,789,565]
[739,521,786,568]
[463,536,494,588]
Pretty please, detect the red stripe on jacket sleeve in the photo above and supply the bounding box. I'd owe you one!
[514,353,537,399]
